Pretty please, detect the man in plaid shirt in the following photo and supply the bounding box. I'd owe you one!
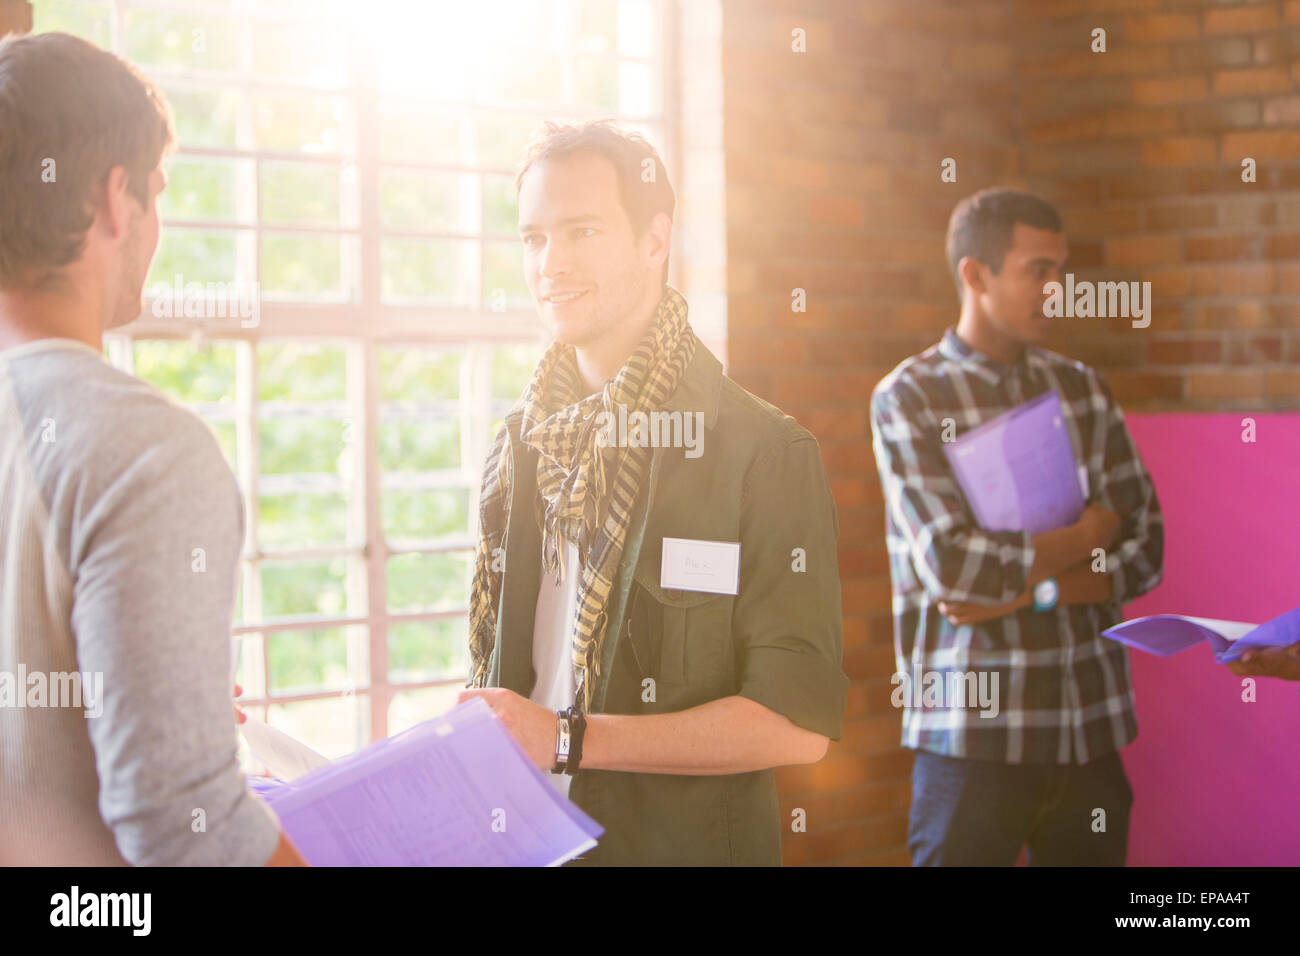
[870,188,1164,865]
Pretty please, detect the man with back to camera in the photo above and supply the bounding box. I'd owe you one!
[0,32,304,865]
[458,119,849,865]
[870,188,1165,866]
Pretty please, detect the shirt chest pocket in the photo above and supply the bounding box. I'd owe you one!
[628,562,735,708]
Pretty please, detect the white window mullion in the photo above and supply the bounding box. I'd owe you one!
[353,26,387,742]
[234,339,265,705]
[345,341,373,744]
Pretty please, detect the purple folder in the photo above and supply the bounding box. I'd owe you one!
[1102,605,1300,664]
[942,390,1086,534]
[256,697,602,866]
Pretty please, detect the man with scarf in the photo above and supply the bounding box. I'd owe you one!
[458,121,849,865]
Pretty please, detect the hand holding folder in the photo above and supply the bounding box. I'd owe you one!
[240,697,603,866]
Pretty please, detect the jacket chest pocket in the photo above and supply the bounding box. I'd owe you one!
[627,562,734,707]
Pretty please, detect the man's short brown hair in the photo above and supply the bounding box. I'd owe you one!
[514,119,675,285]
[0,32,175,287]
[945,188,1063,300]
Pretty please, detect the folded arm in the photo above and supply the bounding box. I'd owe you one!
[870,383,1118,607]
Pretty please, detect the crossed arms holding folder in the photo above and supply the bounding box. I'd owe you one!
[873,381,1163,628]
[936,505,1120,626]
[878,384,1300,679]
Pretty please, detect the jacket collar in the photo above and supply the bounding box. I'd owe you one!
[661,332,722,430]
[937,326,1037,387]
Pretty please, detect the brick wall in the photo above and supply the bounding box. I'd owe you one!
[0,0,32,37]
[719,0,1025,867]
[1023,0,1300,408]
[716,0,1299,866]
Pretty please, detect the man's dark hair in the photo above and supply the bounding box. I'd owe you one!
[515,119,675,286]
[0,32,175,287]
[945,188,1063,299]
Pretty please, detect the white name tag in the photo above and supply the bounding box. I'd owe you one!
[660,537,740,596]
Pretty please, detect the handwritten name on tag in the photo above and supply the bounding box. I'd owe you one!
[660,537,740,596]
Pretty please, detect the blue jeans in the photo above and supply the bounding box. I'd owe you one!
[908,750,1134,866]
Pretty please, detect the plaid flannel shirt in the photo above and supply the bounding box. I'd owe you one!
[870,328,1164,764]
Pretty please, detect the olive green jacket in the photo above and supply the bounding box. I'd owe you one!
[480,334,849,865]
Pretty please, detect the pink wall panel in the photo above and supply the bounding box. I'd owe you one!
[1120,413,1300,865]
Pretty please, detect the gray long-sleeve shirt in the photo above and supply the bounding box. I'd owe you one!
[0,337,280,865]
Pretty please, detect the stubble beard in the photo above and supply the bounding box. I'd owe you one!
[109,212,148,331]
[549,263,649,353]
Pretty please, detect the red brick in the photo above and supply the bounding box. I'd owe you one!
[1222,129,1300,160]
[1105,236,1182,267]
[1269,302,1300,326]
[1148,337,1223,364]
[1027,114,1104,144]
[1065,204,1143,236]
[1068,336,1148,368]
[1220,264,1278,295]
[1138,135,1216,167]
[1181,100,1262,131]
[1097,45,1171,76]
[1279,263,1300,293]
[1149,266,1218,297]
[1102,107,1180,137]
[1265,94,1300,125]
[1219,200,1278,228]
[1226,333,1283,363]
[1186,234,1260,261]
[1190,302,1267,330]
[807,195,865,228]
[838,714,911,756]
[1188,371,1265,400]
[1213,66,1292,96]
[1265,371,1300,397]
[1084,0,1162,11]
[1171,36,1253,69]
[778,778,913,836]
[1133,73,1208,106]
[1204,5,1281,36]
[948,41,1012,75]
[1106,372,1185,403]
[1145,203,1218,230]
[1264,233,1300,258]
[1124,12,1201,44]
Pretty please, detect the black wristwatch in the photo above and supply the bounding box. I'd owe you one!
[551,706,587,776]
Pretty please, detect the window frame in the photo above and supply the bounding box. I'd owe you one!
[74,0,673,744]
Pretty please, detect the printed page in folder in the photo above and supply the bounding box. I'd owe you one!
[254,697,603,866]
[942,390,1086,534]
[240,716,331,781]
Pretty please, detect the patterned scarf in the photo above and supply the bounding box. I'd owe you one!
[467,285,696,711]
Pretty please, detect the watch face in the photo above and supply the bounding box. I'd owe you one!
[1034,579,1059,608]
